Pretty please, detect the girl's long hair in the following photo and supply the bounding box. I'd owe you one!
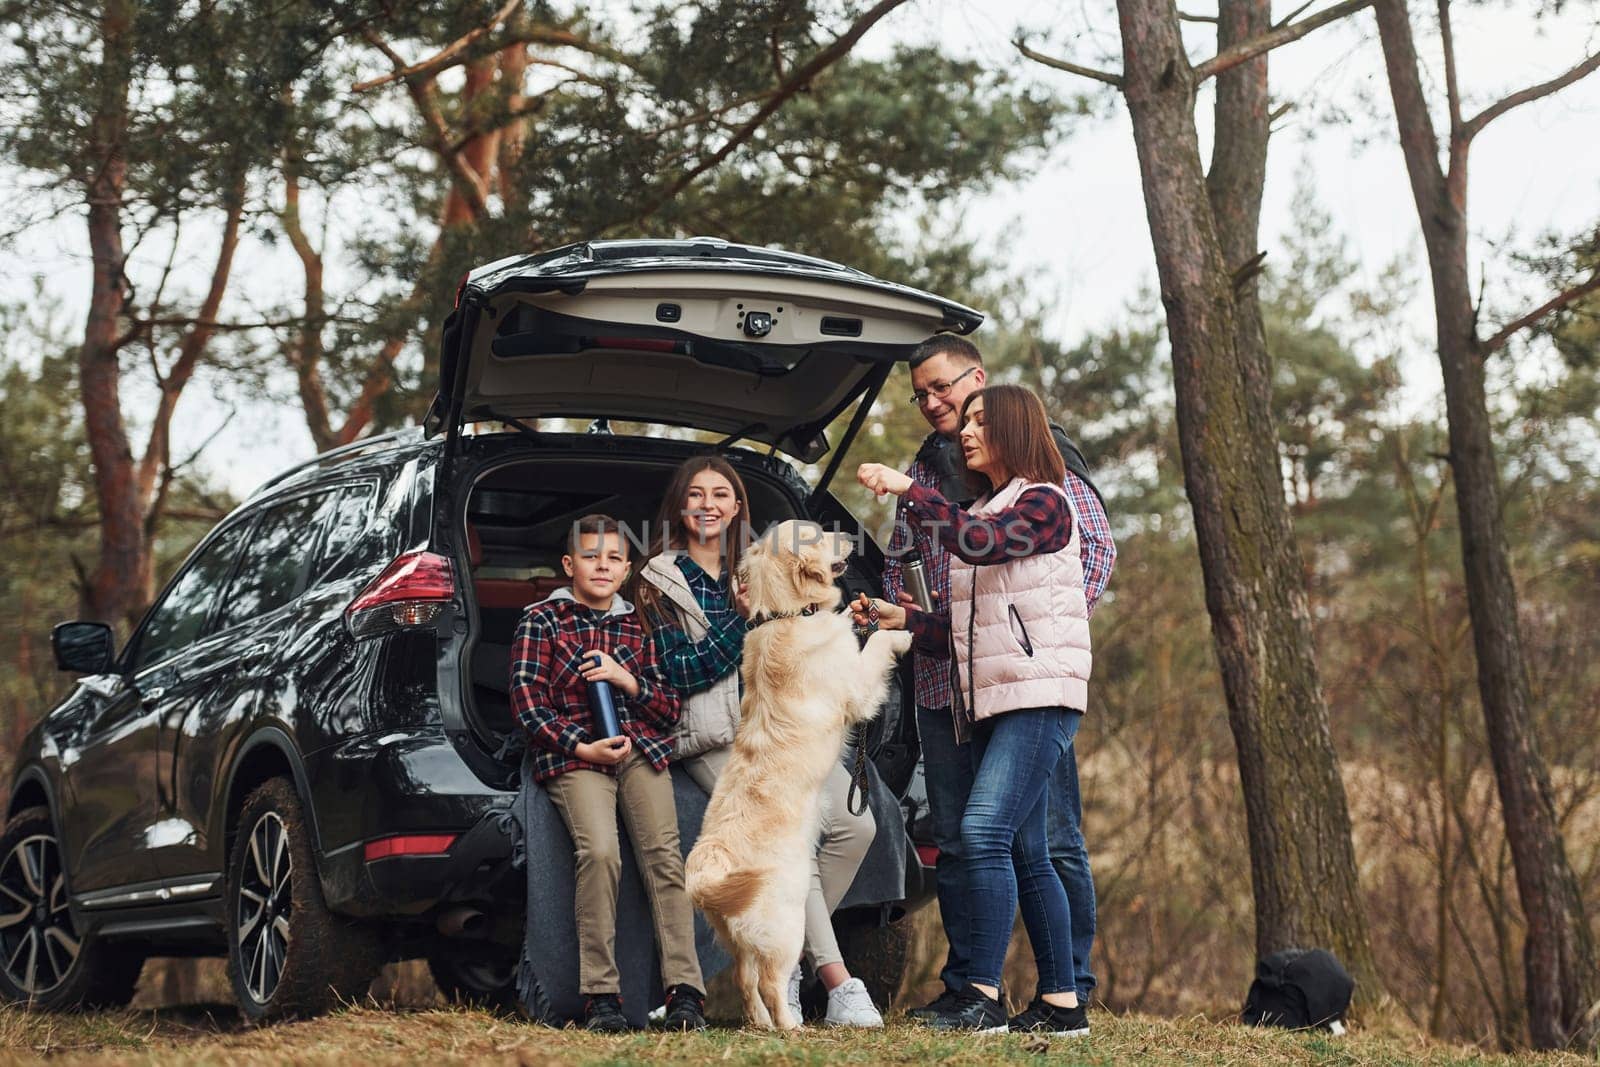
[630,454,752,634]
[959,384,1066,490]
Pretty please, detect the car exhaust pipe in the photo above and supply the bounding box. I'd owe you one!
[437,906,489,939]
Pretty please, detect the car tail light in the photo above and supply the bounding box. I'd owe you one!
[363,833,458,862]
[345,551,455,639]
[915,844,939,868]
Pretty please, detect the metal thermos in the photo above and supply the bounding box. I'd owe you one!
[586,655,624,739]
[903,550,934,612]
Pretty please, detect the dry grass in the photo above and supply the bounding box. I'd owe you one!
[2,1002,1595,1066]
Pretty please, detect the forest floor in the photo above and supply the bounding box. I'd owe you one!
[3,1001,1596,1066]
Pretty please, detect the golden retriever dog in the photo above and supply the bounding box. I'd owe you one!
[685,520,911,1030]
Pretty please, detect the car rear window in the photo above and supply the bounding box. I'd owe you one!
[312,481,389,588]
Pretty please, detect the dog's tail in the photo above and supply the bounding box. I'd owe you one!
[686,842,763,918]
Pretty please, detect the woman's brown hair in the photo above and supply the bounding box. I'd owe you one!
[630,454,752,632]
[960,384,1066,489]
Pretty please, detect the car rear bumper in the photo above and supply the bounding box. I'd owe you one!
[304,727,519,918]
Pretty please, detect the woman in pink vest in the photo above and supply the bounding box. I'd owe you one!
[854,384,1091,1037]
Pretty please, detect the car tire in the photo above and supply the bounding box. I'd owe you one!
[427,941,519,1014]
[428,941,554,1023]
[0,806,144,1010]
[225,779,378,1022]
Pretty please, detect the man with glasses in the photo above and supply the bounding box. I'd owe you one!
[883,334,1116,1027]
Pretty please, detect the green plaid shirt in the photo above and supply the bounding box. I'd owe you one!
[650,555,747,694]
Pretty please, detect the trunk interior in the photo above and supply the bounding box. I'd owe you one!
[459,451,809,743]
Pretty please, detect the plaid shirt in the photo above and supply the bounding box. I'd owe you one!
[510,591,680,782]
[899,482,1074,654]
[650,555,747,694]
[885,431,1117,710]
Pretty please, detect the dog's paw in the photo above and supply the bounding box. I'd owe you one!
[872,629,913,656]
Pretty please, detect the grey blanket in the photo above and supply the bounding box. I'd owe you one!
[512,750,904,1027]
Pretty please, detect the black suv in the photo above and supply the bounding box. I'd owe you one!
[1,239,981,1021]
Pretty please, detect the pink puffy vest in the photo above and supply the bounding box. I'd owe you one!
[948,478,1091,720]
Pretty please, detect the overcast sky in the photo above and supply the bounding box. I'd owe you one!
[3,0,1597,498]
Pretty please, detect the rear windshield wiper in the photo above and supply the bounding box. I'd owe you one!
[472,407,543,444]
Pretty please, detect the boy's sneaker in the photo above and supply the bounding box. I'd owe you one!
[927,984,1008,1033]
[1007,996,1090,1036]
[661,984,708,1031]
[583,993,630,1032]
[907,986,962,1024]
[786,967,803,1025]
[823,977,884,1028]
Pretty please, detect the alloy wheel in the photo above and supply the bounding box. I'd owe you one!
[0,833,80,997]
[236,812,293,1005]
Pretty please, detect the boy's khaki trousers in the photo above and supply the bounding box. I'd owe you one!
[545,751,704,995]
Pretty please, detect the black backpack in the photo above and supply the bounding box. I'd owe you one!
[1240,948,1353,1031]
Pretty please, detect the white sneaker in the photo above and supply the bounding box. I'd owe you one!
[823,977,884,1029]
[786,967,804,1026]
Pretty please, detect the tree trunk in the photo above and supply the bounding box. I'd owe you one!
[281,132,335,453]
[1374,0,1599,1048]
[1115,0,1378,996]
[79,0,144,630]
[496,43,531,203]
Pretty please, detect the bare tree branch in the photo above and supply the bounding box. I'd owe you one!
[1192,0,1372,82]
[136,177,246,509]
[352,8,624,92]
[1437,0,1462,134]
[1275,0,1317,27]
[1462,48,1600,143]
[128,313,362,332]
[609,0,913,233]
[1013,37,1124,87]
[1179,10,1219,23]
[363,27,492,218]
[350,0,521,92]
[1483,272,1600,354]
[641,88,782,141]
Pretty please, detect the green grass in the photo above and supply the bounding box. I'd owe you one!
[1,1004,1593,1066]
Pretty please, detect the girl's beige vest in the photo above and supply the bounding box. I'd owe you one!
[948,478,1091,720]
[638,552,741,759]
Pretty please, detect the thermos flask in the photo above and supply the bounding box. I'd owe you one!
[903,550,934,612]
[586,654,624,739]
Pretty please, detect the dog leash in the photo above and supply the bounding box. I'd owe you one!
[845,597,881,818]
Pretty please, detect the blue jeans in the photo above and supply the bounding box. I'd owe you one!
[934,703,1094,998]
[920,706,1097,998]
[1048,741,1098,1000]
[917,704,977,992]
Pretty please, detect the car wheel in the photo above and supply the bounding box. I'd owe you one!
[225,779,378,1022]
[427,942,523,1014]
[0,807,144,1010]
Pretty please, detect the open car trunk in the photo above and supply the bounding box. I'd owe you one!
[458,451,809,740]
[446,444,918,1011]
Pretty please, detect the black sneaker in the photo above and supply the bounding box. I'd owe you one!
[1007,996,1090,1036]
[583,993,630,1032]
[926,984,1008,1033]
[661,984,708,1031]
[907,986,963,1024]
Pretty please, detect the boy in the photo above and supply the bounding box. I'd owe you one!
[510,513,707,1032]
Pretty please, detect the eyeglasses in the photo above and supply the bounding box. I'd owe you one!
[908,366,977,407]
